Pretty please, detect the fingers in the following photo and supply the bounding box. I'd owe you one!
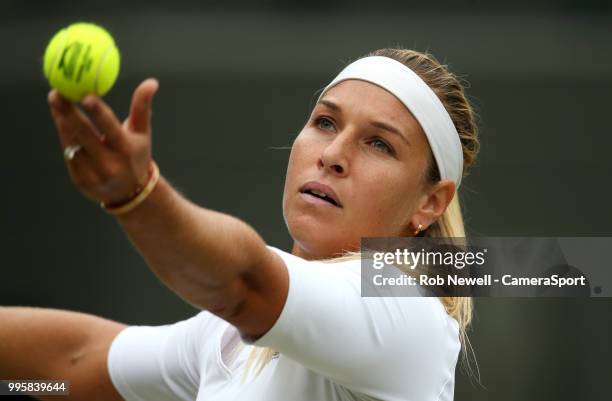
[48,90,110,163]
[48,85,156,206]
[48,90,82,149]
[80,93,128,151]
[127,78,159,134]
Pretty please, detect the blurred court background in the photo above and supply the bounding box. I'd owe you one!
[1,1,611,400]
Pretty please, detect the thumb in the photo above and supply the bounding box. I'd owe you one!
[128,78,159,133]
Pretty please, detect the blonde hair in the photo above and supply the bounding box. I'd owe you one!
[242,47,481,382]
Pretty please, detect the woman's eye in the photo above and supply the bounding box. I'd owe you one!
[370,138,393,155]
[316,117,335,131]
[314,117,393,155]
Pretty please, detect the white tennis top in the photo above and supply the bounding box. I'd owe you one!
[107,245,461,401]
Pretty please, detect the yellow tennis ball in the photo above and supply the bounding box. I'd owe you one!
[43,22,120,102]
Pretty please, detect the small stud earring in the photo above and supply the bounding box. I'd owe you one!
[414,223,423,236]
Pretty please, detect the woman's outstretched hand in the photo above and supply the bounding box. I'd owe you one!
[48,78,159,207]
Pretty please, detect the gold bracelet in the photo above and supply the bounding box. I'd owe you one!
[100,161,160,215]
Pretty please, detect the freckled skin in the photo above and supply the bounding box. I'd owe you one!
[283,80,450,261]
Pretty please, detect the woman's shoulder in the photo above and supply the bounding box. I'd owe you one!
[265,244,458,343]
[248,245,460,400]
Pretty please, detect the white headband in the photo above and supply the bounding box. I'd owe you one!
[317,56,463,188]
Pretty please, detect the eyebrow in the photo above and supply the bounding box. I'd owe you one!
[317,99,411,146]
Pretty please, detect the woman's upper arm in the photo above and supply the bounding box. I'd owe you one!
[221,243,290,340]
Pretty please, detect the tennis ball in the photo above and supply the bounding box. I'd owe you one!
[43,22,120,102]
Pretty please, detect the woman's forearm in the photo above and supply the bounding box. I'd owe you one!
[115,174,269,315]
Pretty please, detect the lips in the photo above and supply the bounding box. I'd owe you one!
[299,181,342,207]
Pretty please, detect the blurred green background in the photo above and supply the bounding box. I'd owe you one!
[1,1,611,400]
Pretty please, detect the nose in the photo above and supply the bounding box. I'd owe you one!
[318,132,351,176]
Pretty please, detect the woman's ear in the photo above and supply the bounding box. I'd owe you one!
[410,180,456,231]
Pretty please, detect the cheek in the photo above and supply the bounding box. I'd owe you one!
[285,139,305,179]
[357,174,420,218]
[286,134,319,176]
[283,135,312,204]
